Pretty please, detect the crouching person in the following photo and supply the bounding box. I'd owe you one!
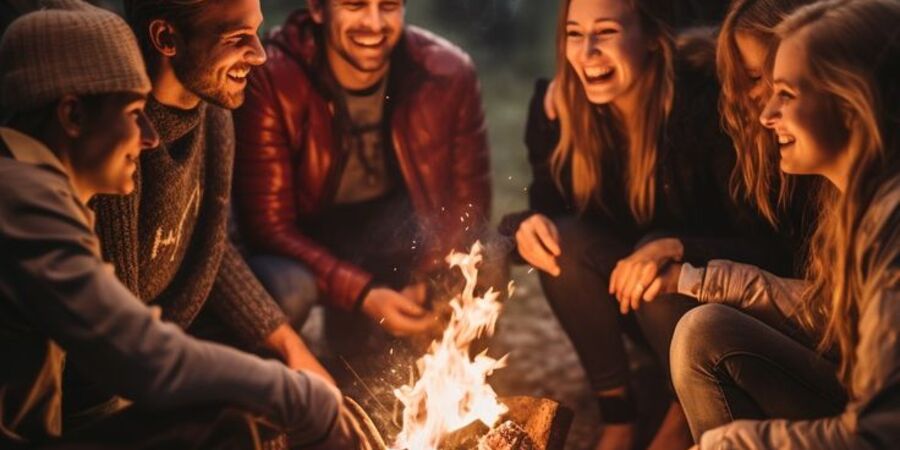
[231,0,495,394]
[0,2,359,448]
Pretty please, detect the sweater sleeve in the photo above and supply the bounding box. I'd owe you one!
[677,260,818,347]
[206,241,288,345]
[89,165,142,297]
[2,177,338,440]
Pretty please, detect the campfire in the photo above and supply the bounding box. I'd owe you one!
[347,242,572,450]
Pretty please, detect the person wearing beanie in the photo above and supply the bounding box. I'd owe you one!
[85,0,333,403]
[0,1,359,448]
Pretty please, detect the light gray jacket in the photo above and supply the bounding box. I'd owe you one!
[676,178,900,450]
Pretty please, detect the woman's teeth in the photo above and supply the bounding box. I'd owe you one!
[778,135,796,145]
[584,66,614,81]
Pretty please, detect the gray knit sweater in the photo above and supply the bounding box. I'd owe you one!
[91,97,286,344]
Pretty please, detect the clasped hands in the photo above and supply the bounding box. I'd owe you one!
[515,213,683,313]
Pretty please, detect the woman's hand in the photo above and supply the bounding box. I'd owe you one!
[515,213,561,276]
[610,237,684,313]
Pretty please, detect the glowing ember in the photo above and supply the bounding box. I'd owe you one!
[392,241,510,450]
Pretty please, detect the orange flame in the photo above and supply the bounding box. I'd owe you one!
[392,241,509,450]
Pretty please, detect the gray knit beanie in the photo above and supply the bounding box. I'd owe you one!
[0,0,151,113]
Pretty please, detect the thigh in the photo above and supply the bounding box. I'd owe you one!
[39,405,281,450]
[247,254,318,326]
[672,304,847,437]
[538,216,638,391]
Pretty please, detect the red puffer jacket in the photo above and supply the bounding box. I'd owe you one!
[233,10,491,311]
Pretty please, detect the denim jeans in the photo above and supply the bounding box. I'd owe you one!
[246,255,319,327]
[670,304,847,440]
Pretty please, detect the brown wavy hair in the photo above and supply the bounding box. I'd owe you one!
[717,0,818,226]
[777,0,900,392]
[550,0,674,224]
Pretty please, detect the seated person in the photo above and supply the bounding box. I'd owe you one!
[0,2,355,448]
[231,0,493,377]
[666,0,900,448]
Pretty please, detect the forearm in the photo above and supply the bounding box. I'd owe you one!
[19,249,337,437]
[207,242,287,345]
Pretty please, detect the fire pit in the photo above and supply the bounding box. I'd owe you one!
[343,243,573,450]
[344,396,572,450]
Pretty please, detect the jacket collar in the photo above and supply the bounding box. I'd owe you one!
[0,126,68,176]
[0,126,95,227]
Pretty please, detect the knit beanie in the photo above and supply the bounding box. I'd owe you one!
[0,0,151,113]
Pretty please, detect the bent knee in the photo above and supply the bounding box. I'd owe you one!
[670,304,734,388]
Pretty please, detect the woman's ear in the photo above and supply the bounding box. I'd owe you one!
[56,95,84,139]
[148,19,178,58]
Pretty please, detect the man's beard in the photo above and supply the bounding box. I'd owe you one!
[171,51,244,110]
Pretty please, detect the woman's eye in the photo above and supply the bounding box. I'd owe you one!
[596,28,617,36]
[566,30,583,39]
[777,90,795,100]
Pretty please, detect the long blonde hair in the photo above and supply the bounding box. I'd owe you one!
[717,0,817,225]
[778,0,900,392]
[550,0,674,224]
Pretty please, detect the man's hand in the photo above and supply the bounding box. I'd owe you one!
[265,323,335,385]
[361,287,433,337]
[515,213,561,276]
[610,238,684,314]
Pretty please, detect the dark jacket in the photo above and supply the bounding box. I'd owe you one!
[500,55,797,275]
[232,10,491,310]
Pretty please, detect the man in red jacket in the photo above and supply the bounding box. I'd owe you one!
[232,0,491,361]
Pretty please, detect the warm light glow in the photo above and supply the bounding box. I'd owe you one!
[392,241,509,450]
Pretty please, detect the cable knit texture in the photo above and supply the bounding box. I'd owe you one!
[91,97,286,345]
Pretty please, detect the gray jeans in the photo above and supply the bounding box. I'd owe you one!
[670,304,848,441]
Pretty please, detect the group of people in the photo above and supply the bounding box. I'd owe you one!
[0,0,896,449]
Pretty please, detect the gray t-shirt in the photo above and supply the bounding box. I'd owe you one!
[334,79,393,204]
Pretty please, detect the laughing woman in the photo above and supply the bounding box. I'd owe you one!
[670,0,900,448]
[499,0,792,449]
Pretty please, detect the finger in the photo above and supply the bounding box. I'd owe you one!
[545,219,560,244]
[394,296,426,317]
[612,260,635,299]
[630,262,658,307]
[402,283,427,305]
[621,262,646,306]
[619,289,631,315]
[643,277,663,302]
[520,238,560,276]
[609,261,624,295]
[533,219,561,256]
[390,313,434,336]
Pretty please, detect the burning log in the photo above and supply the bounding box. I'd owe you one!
[478,421,534,450]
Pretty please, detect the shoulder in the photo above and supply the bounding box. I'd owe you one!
[858,176,900,268]
[403,26,477,80]
[0,159,89,231]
